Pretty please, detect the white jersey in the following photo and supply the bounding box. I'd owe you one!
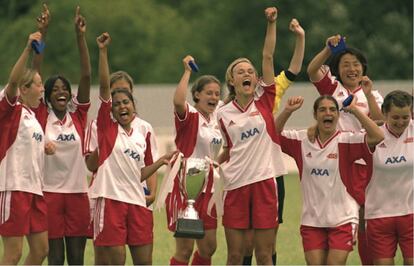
[85,115,158,166]
[279,129,371,227]
[312,65,383,132]
[0,92,44,195]
[39,99,90,193]
[217,82,287,191]
[88,98,147,207]
[365,121,414,219]
[175,103,222,160]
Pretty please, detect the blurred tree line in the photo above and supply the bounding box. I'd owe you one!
[0,0,412,84]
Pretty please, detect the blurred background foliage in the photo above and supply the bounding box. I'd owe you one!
[0,0,412,84]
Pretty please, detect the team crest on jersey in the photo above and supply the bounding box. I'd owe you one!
[337,91,345,97]
[378,142,387,148]
[124,148,141,161]
[249,111,260,116]
[32,132,43,142]
[385,156,406,165]
[23,115,30,120]
[404,137,413,143]
[311,168,329,176]
[57,133,76,141]
[241,127,260,141]
[327,153,337,159]
[228,120,236,127]
[306,152,312,158]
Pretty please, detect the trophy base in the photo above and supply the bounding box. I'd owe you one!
[174,218,205,239]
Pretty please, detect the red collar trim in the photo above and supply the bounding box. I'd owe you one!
[232,98,254,113]
[385,123,402,138]
[317,130,340,149]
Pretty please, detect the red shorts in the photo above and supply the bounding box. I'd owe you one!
[367,214,413,259]
[166,192,217,232]
[43,192,90,239]
[0,191,47,236]
[222,178,278,229]
[93,198,153,246]
[300,223,356,252]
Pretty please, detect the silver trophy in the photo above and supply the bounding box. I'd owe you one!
[174,158,208,239]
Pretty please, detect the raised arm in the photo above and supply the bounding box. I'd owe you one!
[307,34,342,81]
[97,33,111,101]
[343,96,384,148]
[173,55,194,117]
[361,76,385,122]
[262,7,277,85]
[74,6,91,104]
[287,18,305,75]
[6,32,41,99]
[274,96,304,133]
[32,3,50,73]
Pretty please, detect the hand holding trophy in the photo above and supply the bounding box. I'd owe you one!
[174,158,209,239]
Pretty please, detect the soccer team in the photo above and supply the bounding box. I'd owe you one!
[0,3,412,266]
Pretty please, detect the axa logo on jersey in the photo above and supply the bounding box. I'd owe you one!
[124,148,141,161]
[385,156,406,164]
[211,138,222,145]
[56,133,76,141]
[32,132,43,142]
[310,168,329,176]
[241,128,260,141]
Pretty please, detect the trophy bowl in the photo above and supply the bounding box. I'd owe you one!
[174,158,208,239]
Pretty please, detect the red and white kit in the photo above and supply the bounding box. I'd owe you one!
[33,97,91,239]
[279,129,372,250]
[217,82,286,229]
[311,65,383,205]
[165,103,222,231]
[0,90,46,236]
[365,122,413,259]
[85,111,159,191]
[89,98,152,245]
[217,83,286,191]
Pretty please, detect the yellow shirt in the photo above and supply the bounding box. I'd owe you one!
[273,71,293,114]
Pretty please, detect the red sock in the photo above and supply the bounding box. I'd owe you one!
[191,251,211,265]
[358,231,373,265]
[170,257,188,266]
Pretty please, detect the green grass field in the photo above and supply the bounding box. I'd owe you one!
[0,174,404,265]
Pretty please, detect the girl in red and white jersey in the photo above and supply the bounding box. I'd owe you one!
[167,55,222,266]
[307,35,384,265]
[216,7,286,265]
[89,32,174,265]
[85,72,159,208]
[84,37,158,211]
[274,95,384,265]
[364,90,413,265]
[31,6,92,264]
[0,32,48,264]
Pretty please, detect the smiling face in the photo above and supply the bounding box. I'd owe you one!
[49,78,71,113]
[111,90,135,129]
[385,104,412,136]
[194,82,221,116]
[230,61,258,99]
[314,98,339,136]
[338,53,364,91]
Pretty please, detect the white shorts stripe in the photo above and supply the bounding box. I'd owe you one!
[93,197,105,240]
[0,191,11,225]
